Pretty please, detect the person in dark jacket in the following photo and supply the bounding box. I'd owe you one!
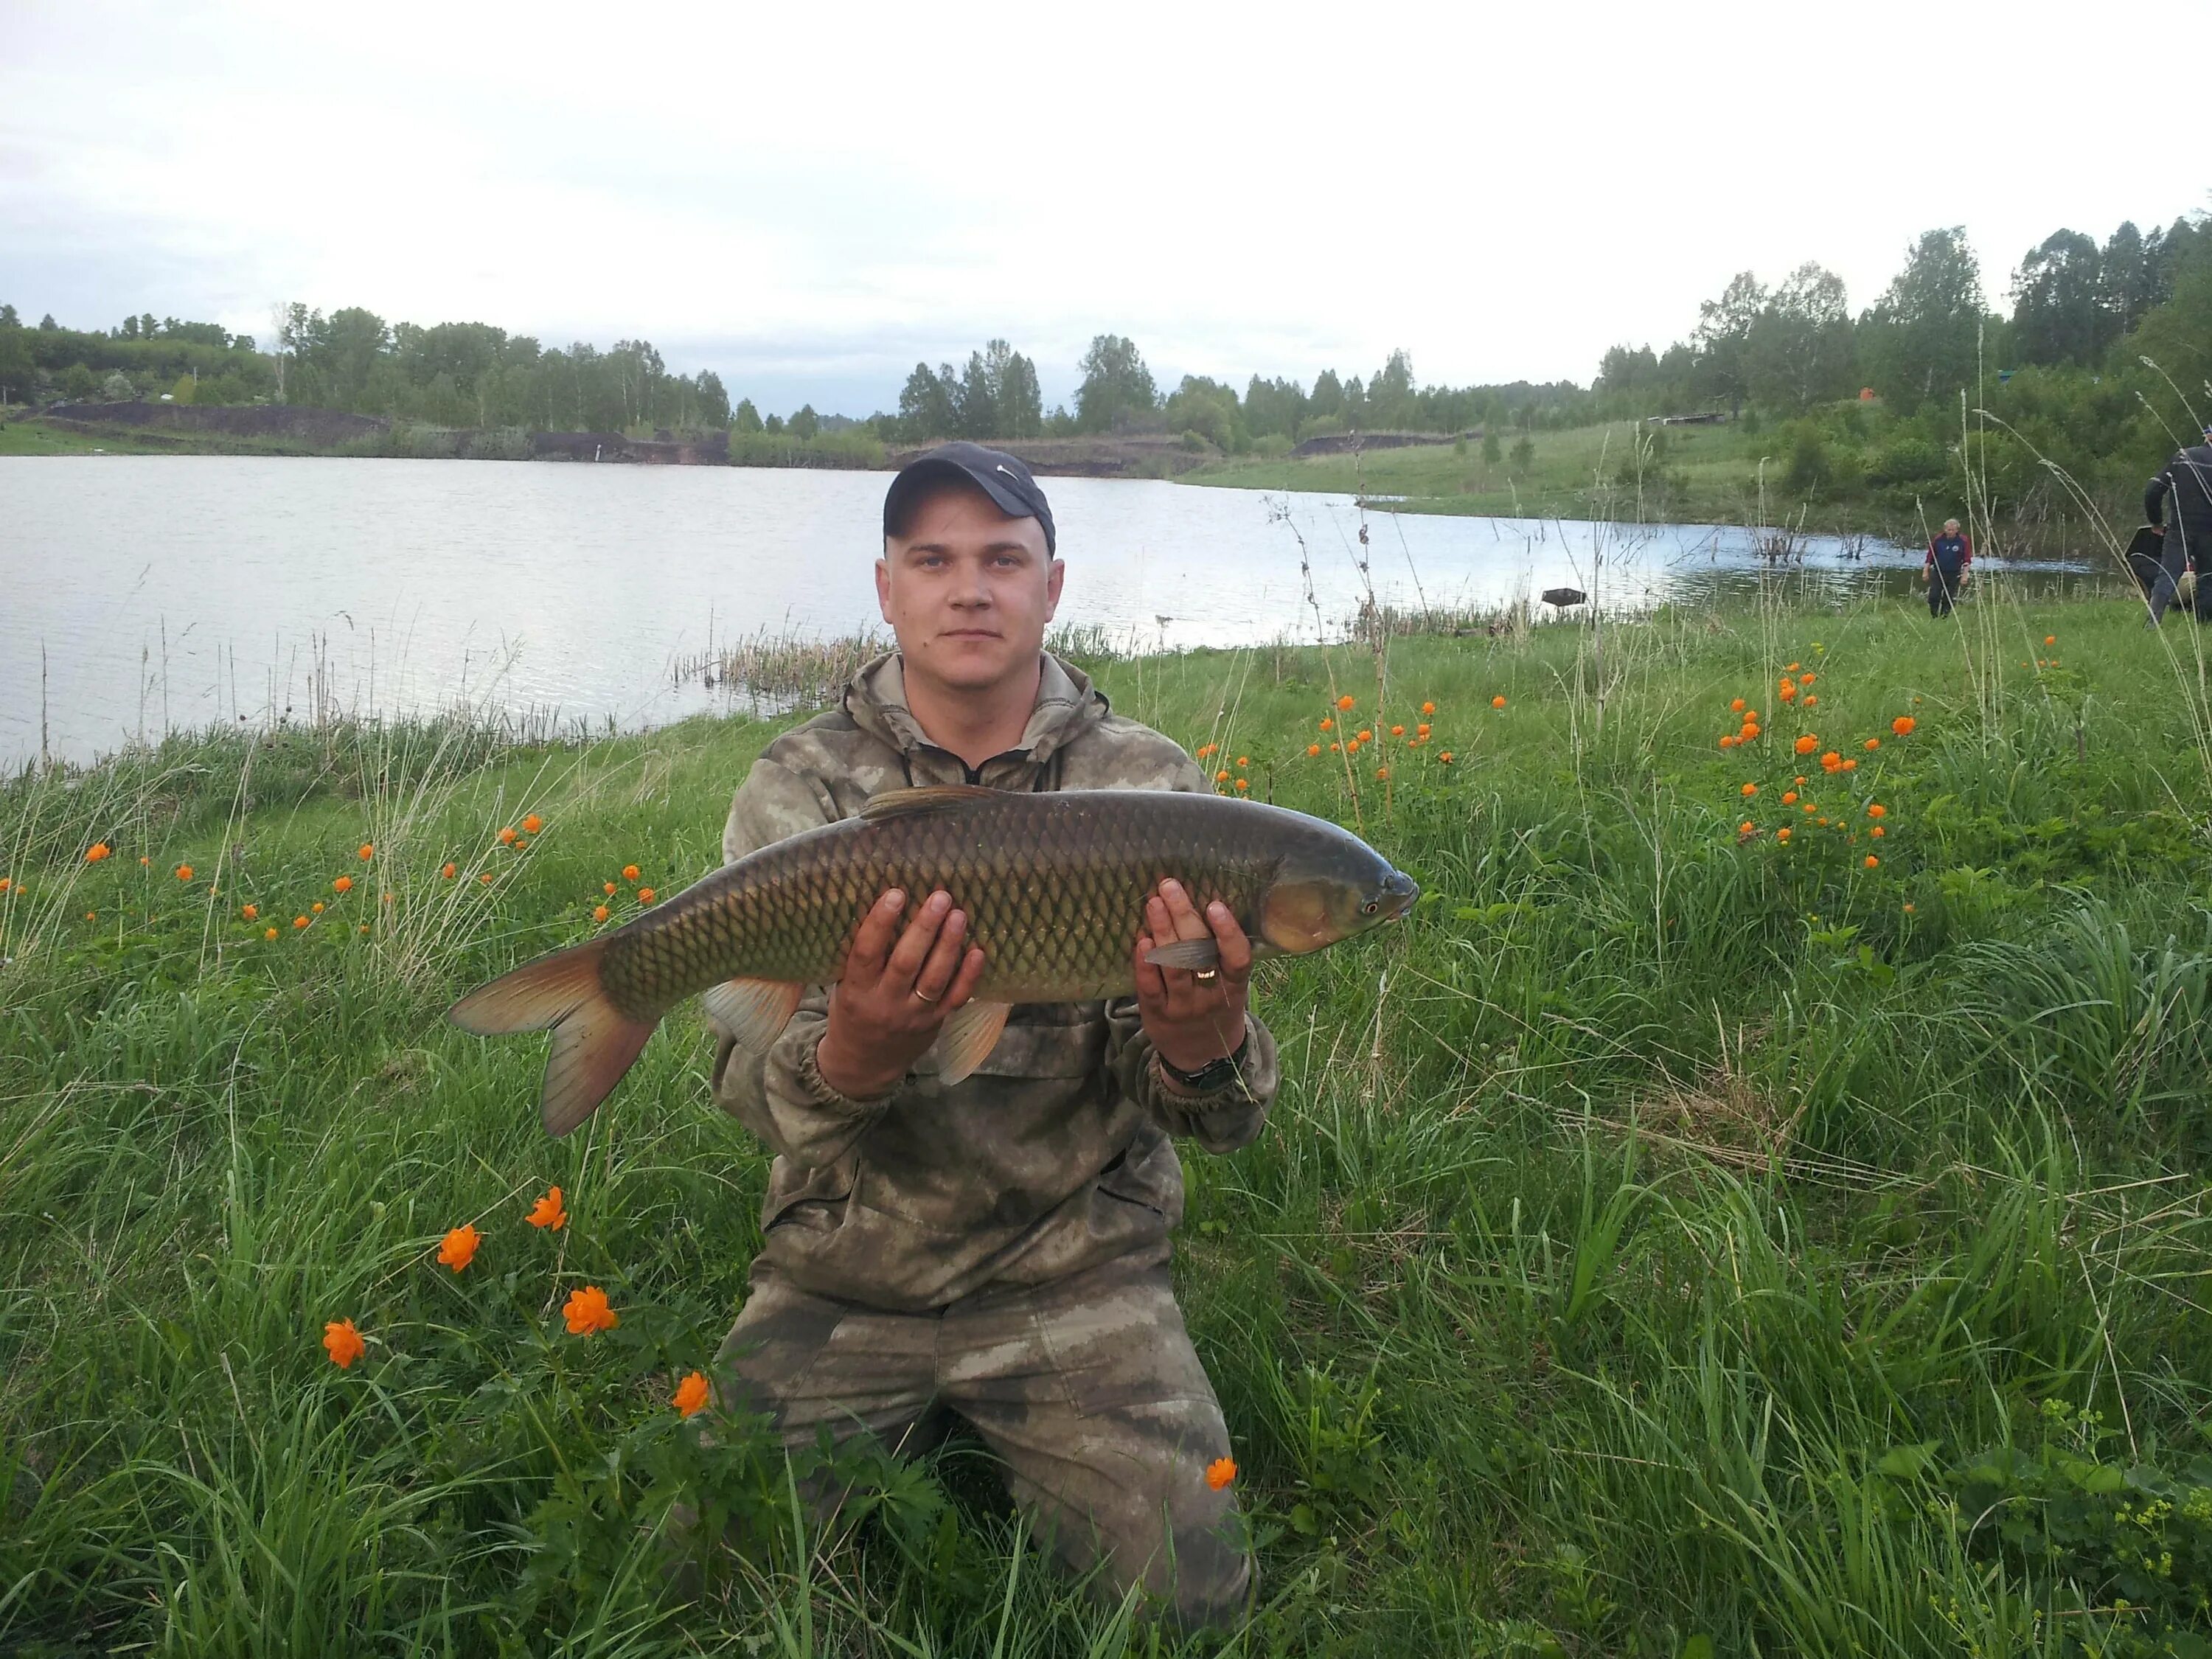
[1922,518,1972,616]
[2143,425,2212,625]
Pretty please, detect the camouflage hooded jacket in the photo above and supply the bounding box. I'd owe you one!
[710,651,1279,1311]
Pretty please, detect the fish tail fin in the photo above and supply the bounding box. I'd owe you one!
[449,939,656,1137]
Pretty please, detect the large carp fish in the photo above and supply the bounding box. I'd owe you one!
[451,784,1419,1135]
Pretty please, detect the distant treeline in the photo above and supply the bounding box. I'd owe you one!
[4,201,2207,516]
[0,302,730,435]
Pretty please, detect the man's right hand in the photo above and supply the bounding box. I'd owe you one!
[815,888,987,1099]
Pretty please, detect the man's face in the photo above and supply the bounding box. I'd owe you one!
[878,482,1062,694]
[1944,521,1961,534]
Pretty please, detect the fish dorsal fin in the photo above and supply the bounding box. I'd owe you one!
[859,784,999,822]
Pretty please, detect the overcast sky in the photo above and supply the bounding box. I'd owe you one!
[4,0,2202,417]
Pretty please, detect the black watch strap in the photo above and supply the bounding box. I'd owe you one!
[1158,1034,1251,1093]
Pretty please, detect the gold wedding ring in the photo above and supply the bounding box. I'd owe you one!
[912,987,941,1004]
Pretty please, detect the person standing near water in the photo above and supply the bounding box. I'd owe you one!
[2142,425,2212,626]
[1922,518,1972,617]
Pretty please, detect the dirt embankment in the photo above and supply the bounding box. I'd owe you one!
[883,434,1215,479]
[41,400,390,447]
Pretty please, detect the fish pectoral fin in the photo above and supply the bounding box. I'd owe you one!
[858,784,998,821]
[930,1000,1012,1085]
[1144,938,1222,971]
[700,977,807,1053]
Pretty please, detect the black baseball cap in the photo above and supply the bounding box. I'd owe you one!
[883,441,1057,555]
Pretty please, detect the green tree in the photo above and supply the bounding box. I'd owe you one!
[1509,434,1535,473]
[1164,375,1239,449]
[1691,271,1766,414]
[1482,429,1502,465]
[0,304,17,327]
[0,324,29,403]
[898,362,958,441]
[2100,220,2155,333]
[1308,369,1345,422]
[789,403,820,440]
[985,340,1043,439]
[731,397,764,434]
[1858,226,1987,408]
[1074,334,1157,433]
[1747,262,1855,410]
[60,362,95,399]
[38,313,57,330]
[2011,230,2107,366]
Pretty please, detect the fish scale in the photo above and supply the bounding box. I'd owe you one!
[451,783,1416,1136]
[604,790,1265,1016]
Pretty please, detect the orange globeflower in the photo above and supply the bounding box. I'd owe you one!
[672,1371,712,1417]
[1416,723,1430,737]
[1868,803,1886,818]
[264,927,279,940]
[1778,681,1796,703]
[86,842,112,863]
[1820,751,1842,773]
[2045,634,2056,646]
[323,1318,366,1368]
[175,864,195,882]
[1719,735,1737,749]
[594,904,610,922]
[563,1285,619,1337]
[1863,855,1879,869]
[1794,734,1818,755]
[1307,743,1321,757]
[1318,717,1334,732]
[622,864,641,882]
[603,881,618,895]
[1330,742,1341,752]
[1234,779,1250,792]
[1236,756,1249,768]
[1730,698,1746,713]
[522,814,543,835]
[1491,695,1507,709]
[1374,767,1389,780]
[1871,826,1886,838]
[1742,723,1761,740]
[1891,716,1916,736]
[293,915,310,929]
[1786,661,1801,672]
[1389,726,1405,737]
[1864,737,1880,751]
[1216,769,1231,782]
[638,888,656,902]
[333,875,353,894]
[1739,821,1755,835]
[1799,672,1815,686]
[1803,695,1817,708]
[526,1186,567,1230]
[1206,1456,1237,1491]
[0,878,10,894]
[1420,700,1436,716]
[479,872,494,886]
[1438,751,1454,764]
[242,904,258,921]
[1335,695,1355,711]
[1776,827,1792,843]
[438,1224,481,1272]
[1741,782,1757,797]
[1782,791,1798,805]
[442,862,457,880]
[1842,758,1857,771]
[358,843,375,861]
[498,827,518,846]
[311,901,325,914]
[1356,728,1372,742]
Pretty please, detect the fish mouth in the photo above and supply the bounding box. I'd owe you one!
[1378,869,1419,920]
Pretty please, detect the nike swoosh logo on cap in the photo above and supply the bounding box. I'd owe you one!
[996,464,1016,476]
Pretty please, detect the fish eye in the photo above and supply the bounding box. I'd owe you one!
[1361,899,1380,915]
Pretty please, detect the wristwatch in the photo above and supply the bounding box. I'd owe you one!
[1158,1036,1251,1093]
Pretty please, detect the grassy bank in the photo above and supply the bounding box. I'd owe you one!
[4,590,2212,1655]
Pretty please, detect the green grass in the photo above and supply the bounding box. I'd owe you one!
[1183,422,1773,520]
[0,418,176,456]
[6,589,2212,1654]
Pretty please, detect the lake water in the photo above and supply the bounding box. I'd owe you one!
[0,456,2106,768]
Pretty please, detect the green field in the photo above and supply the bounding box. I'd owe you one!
[5,591,2212,1655]
[0,418,173,456]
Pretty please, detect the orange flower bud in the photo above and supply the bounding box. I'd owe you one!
[333,875,352,894]
[622,864,641,882]
[1335,695,1355,711]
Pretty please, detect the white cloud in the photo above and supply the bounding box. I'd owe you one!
[3,0,2201,413]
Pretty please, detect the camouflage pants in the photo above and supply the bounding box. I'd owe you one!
[712,1251,1251,1627]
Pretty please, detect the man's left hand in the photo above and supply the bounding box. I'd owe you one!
[1133,878,1252,1083]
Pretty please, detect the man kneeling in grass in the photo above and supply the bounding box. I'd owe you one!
[700,443,1271,1627]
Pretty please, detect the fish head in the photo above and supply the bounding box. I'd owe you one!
[1257,825,1419,956]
